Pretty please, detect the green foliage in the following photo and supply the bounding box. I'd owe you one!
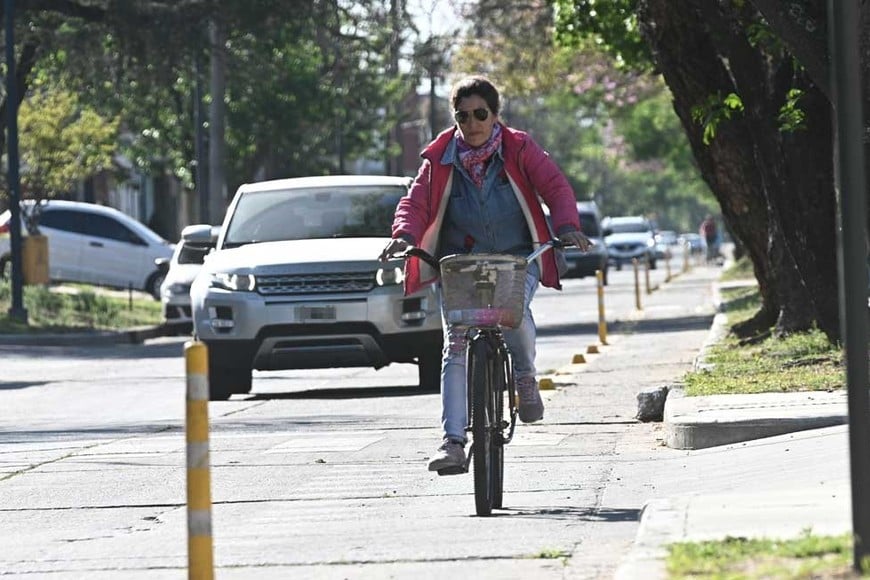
[25,1,417,195]
[691,93,745,145]
[17,88,119,197]
[667,532,854,579]
[553,0,650,69]
[778,88,807,132]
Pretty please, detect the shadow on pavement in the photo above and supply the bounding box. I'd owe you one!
[0,339,186,360]
[0,380,49,391]
[493,505,641,522]
[246,385,428,400]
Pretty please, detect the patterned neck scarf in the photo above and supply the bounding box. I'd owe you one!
[455,123,503,188]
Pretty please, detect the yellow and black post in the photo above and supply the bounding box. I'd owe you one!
[595,269,608,345]
[632,258,642,310]
[185,341,214,580]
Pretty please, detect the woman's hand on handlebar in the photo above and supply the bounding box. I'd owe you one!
[379,238,410,262]
[559,230,592,252]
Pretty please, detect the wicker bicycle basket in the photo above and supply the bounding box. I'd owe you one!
[439,253,528,328]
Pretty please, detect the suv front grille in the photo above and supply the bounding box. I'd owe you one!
[256,272,376,295]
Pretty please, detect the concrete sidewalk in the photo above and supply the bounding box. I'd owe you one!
[607,283,853,579]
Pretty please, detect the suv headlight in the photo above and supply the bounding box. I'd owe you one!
[210,272,256,292]
[375,266,404,286]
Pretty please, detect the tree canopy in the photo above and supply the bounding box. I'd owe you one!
[555,0,844,343]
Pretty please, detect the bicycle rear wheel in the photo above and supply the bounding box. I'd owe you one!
[470,336,494,516]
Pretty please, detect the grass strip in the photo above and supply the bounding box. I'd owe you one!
[0,283,162,333]
[667,531,862,579]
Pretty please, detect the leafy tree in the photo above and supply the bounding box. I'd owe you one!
[555,0,842,343]
[17,87,118,201]
[0,1,419,235]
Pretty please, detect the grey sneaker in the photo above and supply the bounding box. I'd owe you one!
[517,378,544,423]
[427,439,466,473]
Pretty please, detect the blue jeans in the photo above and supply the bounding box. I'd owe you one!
[439,261,540,443]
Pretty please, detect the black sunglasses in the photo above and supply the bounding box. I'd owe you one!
[454,108,490,125]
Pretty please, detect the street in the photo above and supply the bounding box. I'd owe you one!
[0,255,718,579]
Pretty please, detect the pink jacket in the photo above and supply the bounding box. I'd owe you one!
[392,124,580,295]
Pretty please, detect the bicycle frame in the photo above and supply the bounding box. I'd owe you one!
[391,240,565,515]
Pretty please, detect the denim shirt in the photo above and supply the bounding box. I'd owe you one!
[438,137,533,258]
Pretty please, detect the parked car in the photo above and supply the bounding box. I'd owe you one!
[678,232,705,255]
[0,200,173,298]
[561,201,610,285]
[602,215,657,270]
[190,175,443,400]
[159,224,217,333]
[654,229,678,260]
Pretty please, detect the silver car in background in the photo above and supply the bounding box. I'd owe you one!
[159,224,217,333]
[190,175,443,400]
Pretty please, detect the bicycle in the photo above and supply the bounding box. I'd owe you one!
[392,240,566,516]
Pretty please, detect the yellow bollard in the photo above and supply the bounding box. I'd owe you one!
[665,250,672,282]
[644,256,652,294]
[185,341,215,580]
[587,344,600,354]
[682,241,690,273]
[596,269,608,345]
[572,353,587,364]
[633,259,643,310]
[539,377,556,390]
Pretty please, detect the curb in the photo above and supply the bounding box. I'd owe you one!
[0,324,170,346]
[663,389,848,450]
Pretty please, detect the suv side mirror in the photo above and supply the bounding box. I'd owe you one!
[182,224,220,244]
[602,227,613,237]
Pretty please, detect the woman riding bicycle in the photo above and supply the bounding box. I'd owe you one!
[379,75,590,473]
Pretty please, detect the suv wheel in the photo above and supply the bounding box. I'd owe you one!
[208,366,252,400]
[418,349,442,392]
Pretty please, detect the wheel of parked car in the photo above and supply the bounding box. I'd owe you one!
[146,270,165,301]
[418,349,442,392]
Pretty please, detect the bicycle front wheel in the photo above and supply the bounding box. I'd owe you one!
[490,343,508,509]
[470,336,495,516]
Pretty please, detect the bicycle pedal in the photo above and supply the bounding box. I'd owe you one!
[436,466,466,476]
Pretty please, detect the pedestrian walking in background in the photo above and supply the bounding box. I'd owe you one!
[379,75,590,473]
[700,214,720,263]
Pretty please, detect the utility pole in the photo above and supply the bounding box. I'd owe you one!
[5,0,26,323]
[194,46,209,224]
[208,17,227,224]
[828,0,870,572]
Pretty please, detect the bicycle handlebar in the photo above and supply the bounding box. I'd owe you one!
[388,239,571,272]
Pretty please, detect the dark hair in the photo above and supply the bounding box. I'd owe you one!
[450,76,500,115]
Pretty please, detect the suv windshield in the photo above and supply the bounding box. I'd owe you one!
[223,185,405,247]
[608,221,650,234]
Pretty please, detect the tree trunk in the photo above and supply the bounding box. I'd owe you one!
[637,0,839,341]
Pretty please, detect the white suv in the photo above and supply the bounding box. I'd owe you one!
[190,175,443,400]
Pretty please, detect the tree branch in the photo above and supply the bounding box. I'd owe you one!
[750,0,830,100]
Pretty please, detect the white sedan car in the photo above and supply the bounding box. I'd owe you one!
[0,199,174,298]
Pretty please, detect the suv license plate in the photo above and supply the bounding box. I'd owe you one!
[295,305,336,321]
